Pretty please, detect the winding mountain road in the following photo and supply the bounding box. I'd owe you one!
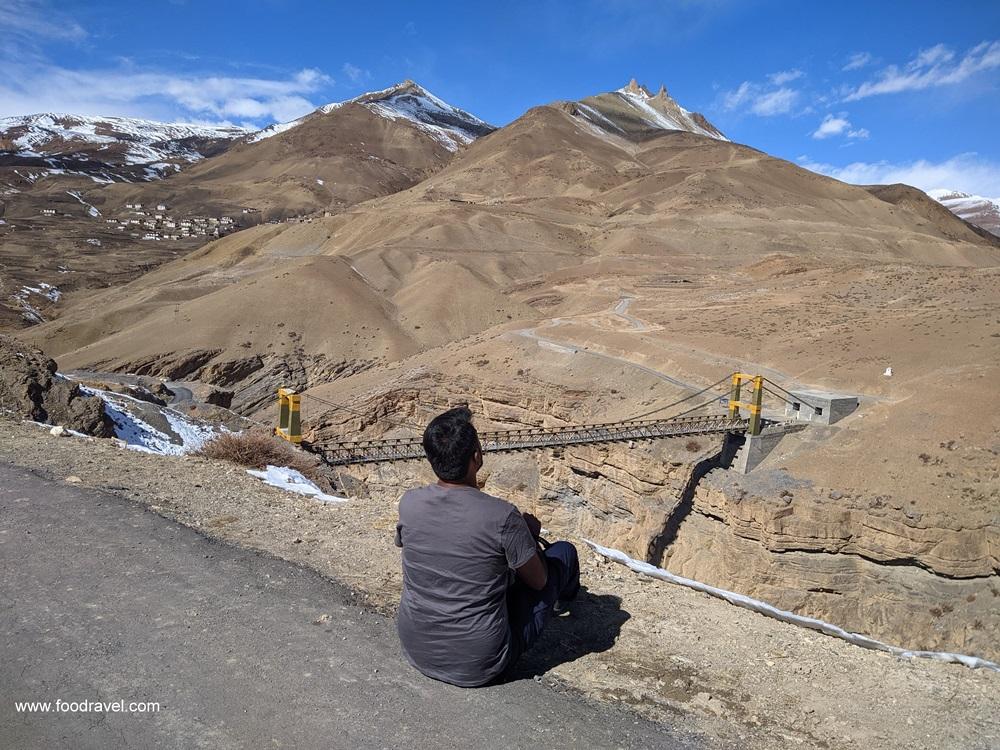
[509,297,707,393]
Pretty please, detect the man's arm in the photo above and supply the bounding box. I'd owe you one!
[504,510,548,590]
[515,512,548,590]
[515,552,548,591]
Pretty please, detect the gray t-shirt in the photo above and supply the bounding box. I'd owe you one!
[394,483,538,687]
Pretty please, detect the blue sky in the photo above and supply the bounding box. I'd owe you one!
[3,0,999,195]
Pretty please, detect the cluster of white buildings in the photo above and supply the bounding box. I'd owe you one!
[107,202,242,241]
[31,199,265,242]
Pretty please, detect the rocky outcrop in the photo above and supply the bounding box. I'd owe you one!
[688,470,999,579]
[664,510,1000,660]
[101,350,378,416]
[0,335,113,437]
[211,354,377,414]
[110,349,223,381]
[653,469,1000,660]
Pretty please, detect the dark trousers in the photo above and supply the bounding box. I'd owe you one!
[505,541,580,668]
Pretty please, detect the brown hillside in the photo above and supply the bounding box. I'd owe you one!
[28,99,999,372]
[864,182,1000,246]
[94,102,458,221]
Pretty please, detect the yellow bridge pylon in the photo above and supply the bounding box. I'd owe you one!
[275,388,302,443]
[727,373,763,436]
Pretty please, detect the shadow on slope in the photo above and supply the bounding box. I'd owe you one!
[502,586,630,681]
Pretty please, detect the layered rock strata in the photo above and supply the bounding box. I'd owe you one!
[660,469,1000,659]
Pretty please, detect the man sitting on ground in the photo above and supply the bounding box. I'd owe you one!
[394,406,580,687]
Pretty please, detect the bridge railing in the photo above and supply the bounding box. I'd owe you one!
[316,414,749,467]
[275,371,772,466]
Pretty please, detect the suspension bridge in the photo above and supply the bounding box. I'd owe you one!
[274,373,839,468]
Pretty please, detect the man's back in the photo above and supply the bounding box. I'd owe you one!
[395,483,537,687]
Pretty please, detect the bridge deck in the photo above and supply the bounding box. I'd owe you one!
[317,414,749,467]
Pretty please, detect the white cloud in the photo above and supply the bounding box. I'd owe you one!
[722,81,752,109]
[844,40,1000,100]
[813,114,849,138]
[341,62,371,85]
[0,64,332,124]
[842,52,872,71]
[752,87,798,115]
[797,153,1000,197]
[769,69,804,86]
[0,2,332,126]
[722,80,799,116]
[910,43,954,69]
[812,112,869,140]
[0,0,86,41]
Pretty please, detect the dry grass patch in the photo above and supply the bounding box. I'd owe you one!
[196,429,323,482]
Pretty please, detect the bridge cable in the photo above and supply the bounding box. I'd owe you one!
[300,392,425,433]
[761,386,799,405]
[302,369,761,448]
[761,385,821,417]
[761,378,822,412]
[661,395,733,421]
[625,375,732,422]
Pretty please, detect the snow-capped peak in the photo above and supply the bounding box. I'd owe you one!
[927,188,1000,236]
[619,78,654,99]
[1,113,248,156]
[0,112,250,181]
[574,79,728,142]
[251,80,494,151]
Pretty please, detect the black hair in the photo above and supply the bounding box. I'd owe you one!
[422,406,479,481]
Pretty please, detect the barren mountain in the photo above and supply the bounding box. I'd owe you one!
[0,82,493,329]
[0,114,244,328]
[15,79,1000,664]
[95,81,496,220]
[928,188,1000,236]
[28,79,999,389]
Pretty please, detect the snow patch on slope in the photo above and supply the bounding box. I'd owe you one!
[79,385,218,455]
[246,118,301,143]
[9,282,60,322]
[66,190,101,217]
[928,188,1000,212]
[614,87,728,141]
[570,80,727,142]
[246,465,348,504]
[358,84,492,151]
[576,103,625,134]
[1,113,248,179]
